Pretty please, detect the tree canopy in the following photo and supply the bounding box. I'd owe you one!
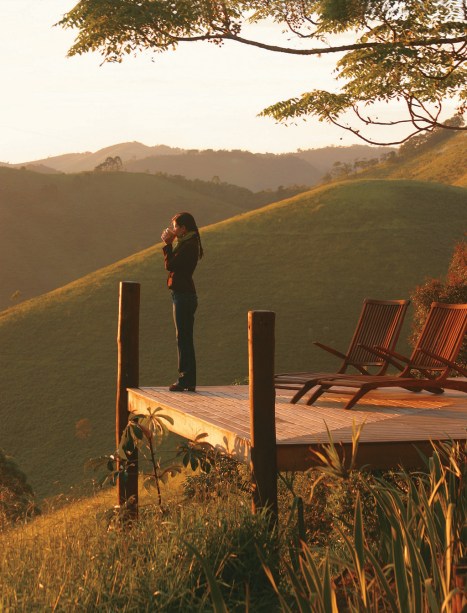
[59,0,466,144]
[94,155,123,172]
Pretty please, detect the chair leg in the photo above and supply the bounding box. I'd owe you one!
[306,385,327,405]
[343,386,371,410]
[423,387,444,394]
[291,381,317,404]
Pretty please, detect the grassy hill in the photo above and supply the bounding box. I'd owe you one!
[362,131,467,187]
[0,178,465,500]
[0,167,297,311]
[294,144,393,174]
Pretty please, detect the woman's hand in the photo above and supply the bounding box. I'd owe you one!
[161,227,176,244]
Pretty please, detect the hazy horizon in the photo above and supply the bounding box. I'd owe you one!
[2,139,396,168]
[1,1,460,164]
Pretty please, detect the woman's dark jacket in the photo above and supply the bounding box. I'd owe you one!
[163,237,199,293]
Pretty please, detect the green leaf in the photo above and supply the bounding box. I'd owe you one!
[155,413,174,426]
[261,561,295,612]
[131,424,144,440]
[354,493,365,573]
[364,546,400,613]
[392,526,409,612]
[322,557,338,613]
[424,578,441,613]
[123,436,135,457]
[300,545,325,609]
[184,542,228,613]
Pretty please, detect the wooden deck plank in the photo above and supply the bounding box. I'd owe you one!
[128,385,466,471]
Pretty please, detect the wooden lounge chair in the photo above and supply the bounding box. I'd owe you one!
[305,302,467,410]
[275,298,410,403]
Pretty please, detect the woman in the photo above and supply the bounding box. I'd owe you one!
[161,212,203,392]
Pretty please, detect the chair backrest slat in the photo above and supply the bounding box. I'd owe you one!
[344,299,409,371]
[411,302,467,372]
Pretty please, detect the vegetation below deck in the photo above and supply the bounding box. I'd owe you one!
[1,438,464,612]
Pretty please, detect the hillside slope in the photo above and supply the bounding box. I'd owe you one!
[0,167,288,311]
[362,132,467,186]
[294,144,393,174]
[0,179,465,499]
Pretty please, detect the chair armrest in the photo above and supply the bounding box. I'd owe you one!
[418,348,467,377]
[375,345,413,365]
[313,341,347,361]
[358,343,406,371]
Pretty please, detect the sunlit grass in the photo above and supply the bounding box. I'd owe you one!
[362,131,467,187]
[0,472,277,612]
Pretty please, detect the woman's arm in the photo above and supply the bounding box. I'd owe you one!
[163,241,198,273]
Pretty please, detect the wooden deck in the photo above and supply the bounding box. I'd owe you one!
[128,384,467,471]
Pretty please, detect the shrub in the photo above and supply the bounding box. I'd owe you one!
[410,239,467,367]
[183,454,251,502]
[0,449,40,530]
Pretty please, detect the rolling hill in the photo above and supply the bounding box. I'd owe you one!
[0,167,300,311]
[0,178,465,500]
[293,144,393,174]
[123,149,322,191]
[4,142,393,190]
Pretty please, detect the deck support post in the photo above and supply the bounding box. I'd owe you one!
[248,310,278,520]
[116,281,140,520]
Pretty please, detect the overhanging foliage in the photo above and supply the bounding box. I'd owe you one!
[59,0,466,144]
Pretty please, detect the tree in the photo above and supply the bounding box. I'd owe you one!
[397,114,464,157]
[94,155,123,172]
[59,1,466,145]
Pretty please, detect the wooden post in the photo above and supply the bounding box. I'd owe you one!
[248,310,278,520]
[116,281,140,519]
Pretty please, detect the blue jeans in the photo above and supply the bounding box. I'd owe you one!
[172,292,198,387]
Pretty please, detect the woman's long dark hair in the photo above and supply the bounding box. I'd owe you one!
[172,212,204,259]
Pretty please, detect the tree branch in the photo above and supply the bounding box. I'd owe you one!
[311,95,465,146]
[322,115,424,146]
[170,32,467,56]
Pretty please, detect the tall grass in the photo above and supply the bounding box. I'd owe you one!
[1,436,465,611]
[267,438,466,612]
[0,481,278,612]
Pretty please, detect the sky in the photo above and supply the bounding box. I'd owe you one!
[0,1,459,164]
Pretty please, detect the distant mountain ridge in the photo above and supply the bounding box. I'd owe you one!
[2,142,393,190]
[0,143,184,174]
[123,149,322,190]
